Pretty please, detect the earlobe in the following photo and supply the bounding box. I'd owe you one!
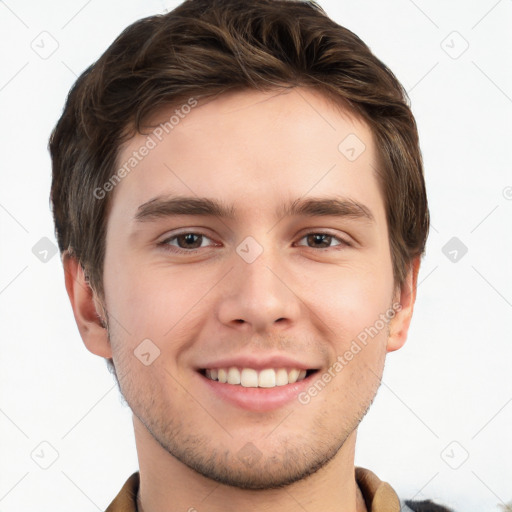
[386,256,421,353]
[62,251,112,358]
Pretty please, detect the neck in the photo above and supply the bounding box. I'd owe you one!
[133,416,367,512]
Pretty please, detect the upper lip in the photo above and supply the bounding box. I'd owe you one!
[196,354,320,371]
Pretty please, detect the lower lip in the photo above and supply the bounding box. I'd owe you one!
[198,372,315,412]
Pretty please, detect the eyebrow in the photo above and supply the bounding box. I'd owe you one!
[134,195,374,224]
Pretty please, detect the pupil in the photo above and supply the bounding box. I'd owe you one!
[179,233,201,248]
[308,234,330,248]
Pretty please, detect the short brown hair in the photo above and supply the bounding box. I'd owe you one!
[50,0,429,301]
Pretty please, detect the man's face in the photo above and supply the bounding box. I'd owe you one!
[102,88,397,489]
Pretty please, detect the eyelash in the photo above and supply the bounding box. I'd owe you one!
[157,231,351,254]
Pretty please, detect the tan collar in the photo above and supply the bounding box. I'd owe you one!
[106,466,401,512]
[105,472,139,512]
[355,467,401,511]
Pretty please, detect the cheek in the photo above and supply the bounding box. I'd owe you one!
[316,274,390,401]
[103,253,215,372]
[103,254,191,343]
[307,261,393,341]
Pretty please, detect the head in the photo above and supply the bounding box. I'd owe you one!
[50,0,428,490]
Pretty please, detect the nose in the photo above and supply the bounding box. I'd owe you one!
[216,246,301,334]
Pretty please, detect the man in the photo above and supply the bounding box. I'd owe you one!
[49,0,450,510]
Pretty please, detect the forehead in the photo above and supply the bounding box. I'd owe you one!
[109,87,385,227]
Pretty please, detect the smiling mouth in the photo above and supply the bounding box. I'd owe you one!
[200,367,318,388]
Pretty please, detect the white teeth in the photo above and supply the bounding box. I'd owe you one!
[288,369,300,384]
[205,367,311,388]
[241,368,259,388]
[258,368,276,388]
[227,367,241,385]
[276,368,289,386]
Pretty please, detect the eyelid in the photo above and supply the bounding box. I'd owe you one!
[158,229,220,252]
[158,227,215,242]
[294,229,353,247]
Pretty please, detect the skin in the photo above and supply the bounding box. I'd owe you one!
[64,87,419,512]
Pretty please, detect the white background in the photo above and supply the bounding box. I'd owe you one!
[1,0,511,510]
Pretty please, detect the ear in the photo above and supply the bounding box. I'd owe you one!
[62,250,112,358]
[387,256,421,353]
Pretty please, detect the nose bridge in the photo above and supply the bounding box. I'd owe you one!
[216,241,300,332]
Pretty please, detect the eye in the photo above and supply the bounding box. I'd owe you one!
[296,233,349,249]
[159,232,217,253]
